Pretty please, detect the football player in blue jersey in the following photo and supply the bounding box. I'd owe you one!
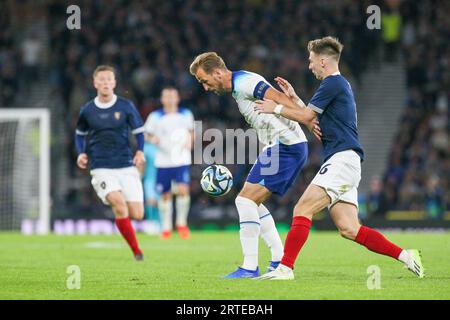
[256,37,424,280]
[75,65,146,261]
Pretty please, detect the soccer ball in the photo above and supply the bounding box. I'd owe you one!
[200,165,233,196]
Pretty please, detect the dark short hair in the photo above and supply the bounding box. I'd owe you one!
[307,36,343,62]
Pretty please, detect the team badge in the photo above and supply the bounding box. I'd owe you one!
[114,112,121,120]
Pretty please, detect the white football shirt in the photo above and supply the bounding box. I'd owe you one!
[144,108,194,168]
[231,70,307,146]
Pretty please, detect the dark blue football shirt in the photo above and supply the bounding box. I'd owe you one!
[76,95,145,170]
[308,73,364,162]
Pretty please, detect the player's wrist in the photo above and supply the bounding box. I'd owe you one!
[274,104,284,115]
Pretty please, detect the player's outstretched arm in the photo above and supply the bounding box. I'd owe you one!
[274,76,306,107]
[258,87,322,140]
[255,98,322,140]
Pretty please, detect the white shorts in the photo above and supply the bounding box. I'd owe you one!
[90,166,143,205]
[311,150,361,209]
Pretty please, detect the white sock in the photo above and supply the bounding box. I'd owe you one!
[258,203,283,262]
[158,198,173,232]
[175,195,190,227]
[398,250,411,265]
[235,196,260,271]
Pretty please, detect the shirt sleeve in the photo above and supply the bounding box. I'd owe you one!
[308,78,339,114]
[127,101,145,134]
[144,112,157,135]
[75,108,89,136]
[185,109,195,130]
[233,72,271,100]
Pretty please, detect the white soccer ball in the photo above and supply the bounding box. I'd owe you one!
[200,165,233,197]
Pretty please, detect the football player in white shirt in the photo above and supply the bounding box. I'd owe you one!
[190,52,320,278]
[144,87,195,239]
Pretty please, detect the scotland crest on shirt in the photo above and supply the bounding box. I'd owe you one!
[114,112,121,120]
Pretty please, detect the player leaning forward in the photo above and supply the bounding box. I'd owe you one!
[75,65,146,261]
[255,36,424,280]
[190,52,320,278]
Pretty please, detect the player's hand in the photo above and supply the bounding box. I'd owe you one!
[133,150,146,169]
[77,153,88,170]
[275,76,300,101]
[254,99,277,114]
[307,119,322,141]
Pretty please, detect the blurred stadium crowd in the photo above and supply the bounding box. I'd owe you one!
[0,0,448,220]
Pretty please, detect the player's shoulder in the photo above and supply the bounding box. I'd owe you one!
[232,70,267,94]
[323,74,348,86]
[177,106,193,117]
[79,99,95,114]
[149,107,166,119]
[233,70,264,82]
[115,95,137,109]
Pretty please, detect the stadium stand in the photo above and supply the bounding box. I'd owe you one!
[2,0,448,222]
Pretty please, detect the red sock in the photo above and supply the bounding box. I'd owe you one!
[355,226,402,259]
[281,216,312,269]
[115,217,141,256]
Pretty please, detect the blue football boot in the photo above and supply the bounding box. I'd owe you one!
[223,267,260,279]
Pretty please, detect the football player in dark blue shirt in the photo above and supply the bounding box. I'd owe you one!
[75,65,146,261]
[256,37,424,279]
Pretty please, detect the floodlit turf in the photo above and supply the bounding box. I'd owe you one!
[0,231,449,300]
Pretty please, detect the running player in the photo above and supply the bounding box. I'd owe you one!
[75,65,146,261]
[189,52,320,278]
[255,36,424,280]
[144,87,194,240]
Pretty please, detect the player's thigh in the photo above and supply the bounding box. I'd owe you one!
[91,169,122,205]
[174,166,190,195]
[118,167,144,204]
[312,151,361,209]
[293,184,331,219]
[238,182,272,205]
[156,167,174,196]
[127,201,144,221]
[329,201,361,240]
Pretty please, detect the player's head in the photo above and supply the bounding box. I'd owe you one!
[307,36,343,80]
[93,65,117,97]
[160,86,180,109]
[189,52,230,95]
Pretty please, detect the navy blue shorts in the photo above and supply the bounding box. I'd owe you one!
[156,165,190,194]
[246,142,308,196]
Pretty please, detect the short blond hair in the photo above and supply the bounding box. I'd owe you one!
[307,36,343,62]
[189,52,228,75]
[92,65,116,78]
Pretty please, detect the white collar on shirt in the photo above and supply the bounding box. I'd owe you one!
[331,71,341,76]
[94,94,117,109]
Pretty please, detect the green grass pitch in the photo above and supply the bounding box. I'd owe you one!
[0,230,449,299]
